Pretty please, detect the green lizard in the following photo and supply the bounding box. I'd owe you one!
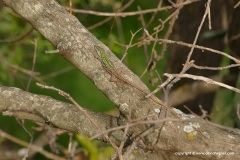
[94,45,167,108]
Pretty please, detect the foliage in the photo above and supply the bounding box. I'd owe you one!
[75,134,114,160]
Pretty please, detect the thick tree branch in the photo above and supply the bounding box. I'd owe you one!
[1,85,240,160]
[2,0,240,160]
[0,86,111,137]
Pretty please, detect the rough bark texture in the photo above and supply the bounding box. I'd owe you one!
[1,0,240,160]
[0,86,110,137]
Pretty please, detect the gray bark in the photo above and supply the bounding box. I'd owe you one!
[1,0,240,159]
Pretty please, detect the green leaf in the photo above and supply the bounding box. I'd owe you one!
[75,134,99,160]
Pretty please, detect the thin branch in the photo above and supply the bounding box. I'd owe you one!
[234,1,240,8]
[91,117,180,140]
[27,38,38,91]
[36,83,99,130]
[36,83,119,154]
[15,119,34,160]
[121,28,142,61]
[164,73,240,93]
[69,0,72,14]
[108,0,124,39]
[0,129,65,160]
[146,0,163,27]
[145,0,214,99]
[69,0,199,17]
[87,0,135,30]
[139,26,239,65]
[140,8,181,78]
[206,1,212,30]
[185,0,211,66]
[138,6,149,66]
[0,27,33,43]
[1,58,40,76]
[142,5,182,85]
[118,106,132,160]
[140,38,240,64]
[0,54,43,85]
[237,105,240,120]
[192,63,240,70]
[40,66,74,80]
[45,49,59,54]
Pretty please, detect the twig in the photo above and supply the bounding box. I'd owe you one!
[234,1,240,8]
[1,59,40,76]
[36,83,99,129]
[121,28,142,61]
[138,6,150,66]
[47,128,59,154]
[141,5,182,84]
[118,105,132,160]
[0,27,33,43]
[168,75,221,106]
[69,0,199,17]
[16,119,34,160]
[157,7,181,59]
[206,0,212,30]
[144,0,239,98]
[237,104,240,120]
[164,73,240,93]
[45,49,59,54]
[140,38,240,64]
[192,63,240,70]
[36,83,119,155]
[87,0,135,30]
[67,133,76,159]
[156,0,212,99]
[146,0,163,27]
[69,0,72,14]
[0,129,65,160]
[145,73,174,99]
[145,0,210,78]
[91,118,180,139]
[185,0,211,66]
[27,38,38,91]
[40,66,74,80]
[108,0,124,39]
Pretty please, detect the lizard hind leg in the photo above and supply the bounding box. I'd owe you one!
[110,75,118,82]
[110,75,126,91]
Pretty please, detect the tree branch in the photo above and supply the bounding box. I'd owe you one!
[0,85,111,139]
[2,0,240,159]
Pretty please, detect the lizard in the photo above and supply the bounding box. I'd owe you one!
[93,45,168,108]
